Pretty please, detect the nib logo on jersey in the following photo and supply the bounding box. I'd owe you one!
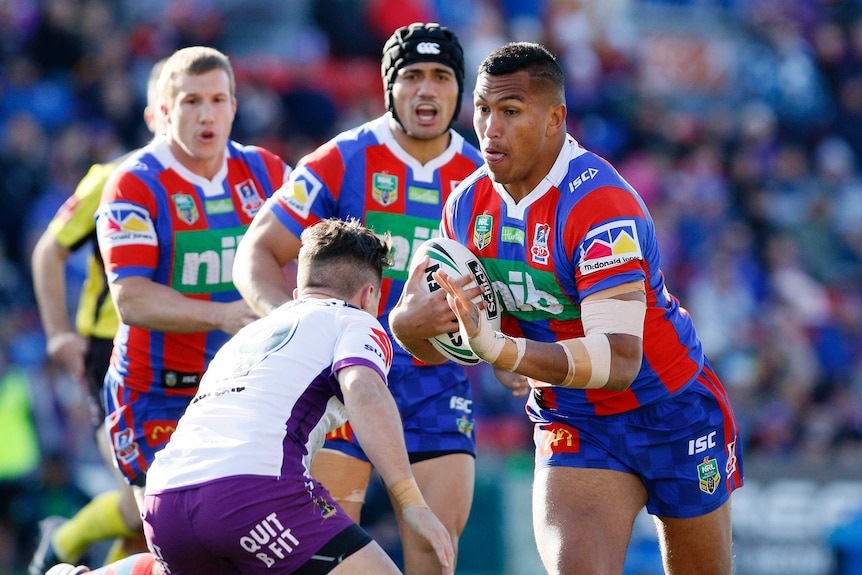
[578,219,643,276]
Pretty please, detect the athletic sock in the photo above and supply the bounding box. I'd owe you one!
[53,491,137,561]
[103,538,128,564]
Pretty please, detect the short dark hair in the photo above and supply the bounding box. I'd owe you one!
[478,42,565,99]
[297,218,392,300]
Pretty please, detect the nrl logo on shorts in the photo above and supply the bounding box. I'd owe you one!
[172,193,199,225]
[372,172,398,206]
[697,456,721,495]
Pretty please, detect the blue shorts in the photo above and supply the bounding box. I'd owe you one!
[323,363,477,461]
[531,364,743,519]
[102,372,193,485]
[143,475,371,575]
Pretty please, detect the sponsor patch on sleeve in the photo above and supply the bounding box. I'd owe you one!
[277,165,321,219]
[97,202,157,247]
[577,219,642,276]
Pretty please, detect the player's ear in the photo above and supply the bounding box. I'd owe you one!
[358,283,380,316]
[292,287,299,300]
[547,103,566,137]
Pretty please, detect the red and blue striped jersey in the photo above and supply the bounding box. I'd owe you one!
[442,136,705,416]
[96,138,289,394]
[266,114,483,366]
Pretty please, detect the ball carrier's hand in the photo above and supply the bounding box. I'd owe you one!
[431,269,526,372]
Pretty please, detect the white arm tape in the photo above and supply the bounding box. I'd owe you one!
[580,297,646,338]
[509,337,527,372]
[581,333,611,389]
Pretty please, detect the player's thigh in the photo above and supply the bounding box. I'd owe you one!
[328,540,400,575]
[310,449,372,523]
[654,499,733,575]
[410,453,474,536]
[533,466,647,575]
[389,454,473,575]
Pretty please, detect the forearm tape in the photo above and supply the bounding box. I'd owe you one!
[465,314,526,371]
[557,334,611,388]
[389,477,428,509]
[556,297,646,388]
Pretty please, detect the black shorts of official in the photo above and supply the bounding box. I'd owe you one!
[83,336,113,428]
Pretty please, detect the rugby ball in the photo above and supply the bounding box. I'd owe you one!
[411,237,501,365]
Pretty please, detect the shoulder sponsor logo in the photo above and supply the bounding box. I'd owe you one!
[235,178,264,218]
[372,172,399,207]
[279,165,321,219]
[578,219,642,275]
[97,202,157,247]
[407,185,439,205]
[473,214,493,250]
[172,193,199,225]
[416,42,441,55]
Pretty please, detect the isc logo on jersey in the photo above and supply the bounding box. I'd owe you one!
[578,219,643,276]
[97,202,158,247]
[279,165,322,220]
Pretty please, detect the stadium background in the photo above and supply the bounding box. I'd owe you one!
[1,0,861,573]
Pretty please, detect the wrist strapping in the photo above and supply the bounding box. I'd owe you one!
[465,315,526,371]
[389,477,428,509]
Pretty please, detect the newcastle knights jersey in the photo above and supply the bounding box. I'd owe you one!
[96,138,289,394]
[442,136,706,416]
[266,113,483,366]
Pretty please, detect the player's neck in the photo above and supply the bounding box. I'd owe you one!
[167,138,225,180]
[390,125,451,165]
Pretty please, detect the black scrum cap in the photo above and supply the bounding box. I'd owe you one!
[381,22,465,129]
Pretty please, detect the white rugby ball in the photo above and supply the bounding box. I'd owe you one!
[411,237,501,365]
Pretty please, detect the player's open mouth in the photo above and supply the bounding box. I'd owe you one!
[416,105,438,123]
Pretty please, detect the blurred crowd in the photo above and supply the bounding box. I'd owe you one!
[1,0,862,571]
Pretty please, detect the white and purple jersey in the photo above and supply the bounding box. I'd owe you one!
[145,297,393,493]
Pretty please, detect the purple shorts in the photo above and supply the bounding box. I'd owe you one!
[143,475,371,575]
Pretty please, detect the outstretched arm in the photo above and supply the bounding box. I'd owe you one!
[338,364,454,574]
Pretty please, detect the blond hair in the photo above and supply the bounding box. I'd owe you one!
[157,46,235,107]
